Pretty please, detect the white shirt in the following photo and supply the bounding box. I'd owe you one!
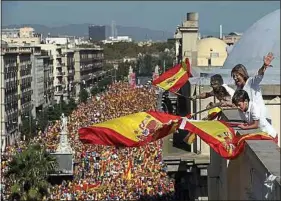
[238,74,270,120]
[245,101,277,138]
[222,84,235,98]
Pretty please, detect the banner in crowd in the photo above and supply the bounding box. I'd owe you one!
[123,160,133,180]
[184,107,223,145]
[180,119,274,159]
[74,182,100,191]
[79,111,181,147]
[152,72,159,81]
[129,72,136,88]
[152,58,191,92]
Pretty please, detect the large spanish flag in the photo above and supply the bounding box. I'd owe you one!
[152,58,191,92]
[78,111,181,147]
[180,119,274,159]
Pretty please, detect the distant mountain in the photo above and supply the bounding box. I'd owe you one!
[2,24,174,41]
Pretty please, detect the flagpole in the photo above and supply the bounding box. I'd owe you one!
[188,106,221,118]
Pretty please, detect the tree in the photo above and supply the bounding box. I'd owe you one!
[79,88,89,103]
[68,98,77,112]
[20,116,37,141]
[36,109,49,133]
[5,144,57,201]
[90,86,99,96]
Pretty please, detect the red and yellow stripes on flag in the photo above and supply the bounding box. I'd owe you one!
[182,120,237,159]
[123,160,133,180]
[181,119,275,159]
[152,58,191,92]
[74,182,100,192]
[232,131,274,153]
[78,111,181,147]
[183,107,222,145]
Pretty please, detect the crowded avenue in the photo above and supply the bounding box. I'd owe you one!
[1,82,177,201]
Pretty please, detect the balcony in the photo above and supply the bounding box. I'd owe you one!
[54,90,63,96]
[56,62,62,68]
[68,69,74,76]
[21,102,33,112]
[56,71,63,77]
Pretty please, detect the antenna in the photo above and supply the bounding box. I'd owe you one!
[219,25,223,39]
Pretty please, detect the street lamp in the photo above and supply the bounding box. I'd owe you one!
[113,64,118,82]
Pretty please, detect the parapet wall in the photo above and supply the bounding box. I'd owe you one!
[208,109,281,200]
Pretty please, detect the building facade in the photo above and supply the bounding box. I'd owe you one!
[62,49,75,100]
[1,46,33,149]
[31,46,45,117]
[74,47,104,97]
[38,44,65,103]
[88,25,106,41]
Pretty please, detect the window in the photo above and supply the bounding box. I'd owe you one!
[210,52,219,58]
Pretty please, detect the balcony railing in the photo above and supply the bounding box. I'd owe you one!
[54,90,63,96]
[56,71,63,76]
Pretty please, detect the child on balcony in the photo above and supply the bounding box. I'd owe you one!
[232,89,278,143]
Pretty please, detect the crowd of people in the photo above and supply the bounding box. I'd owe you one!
[2,81,176,201]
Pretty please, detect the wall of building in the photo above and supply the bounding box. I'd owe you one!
[208,141,280,200]
[32,56,45,113]
[2,36,41,45]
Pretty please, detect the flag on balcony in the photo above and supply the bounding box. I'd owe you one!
[183,107,223,145]
[78,111,181,147]
[152,58,191,92]
[180,119,274,159]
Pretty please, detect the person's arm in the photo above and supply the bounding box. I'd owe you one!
[192,90,214,100]
[238,120,259,129]
[252,52,274,85]
[238,102,260,130]
[218,96,235,108]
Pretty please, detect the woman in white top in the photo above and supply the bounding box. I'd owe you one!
[231,52,274,123]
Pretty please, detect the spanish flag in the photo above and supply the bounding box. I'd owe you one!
[124,160,133,180]
[180,119,274,159]
[78,111,181,147]
[183,107,222,145]
[152,58,191,92]
[74,182,100,192]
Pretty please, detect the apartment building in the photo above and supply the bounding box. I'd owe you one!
[38,44,65,103]
[74,47,104,97]
[62,49,75,100]
[2,27,42,45]
[30,47,54,116]
[42,51,54,107]
[1,45,33,148]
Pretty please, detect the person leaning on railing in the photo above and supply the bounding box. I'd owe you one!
[190,74,235,109]
[232,89,278,143]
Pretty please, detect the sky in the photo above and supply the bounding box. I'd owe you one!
[2,1,280,33]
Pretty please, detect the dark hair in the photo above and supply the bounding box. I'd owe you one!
[214,86,230,101]
[210,74,223,85]
[231,64,249,81]
[232,89,250,105]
